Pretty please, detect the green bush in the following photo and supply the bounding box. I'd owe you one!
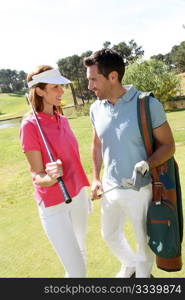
[124,59,182,103]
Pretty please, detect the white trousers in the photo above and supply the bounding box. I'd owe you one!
[38,187,90,278]
[101,183,154,278]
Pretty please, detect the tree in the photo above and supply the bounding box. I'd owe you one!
[57,51,94,103]
[0,69,27,92]
[103,41,111,48]
[57,55,83,104]
[111,39,144,64]
[57,39,144,102]
[151,53,173,69]
[124,59,181,103]
[169,41,185,73]
[128,39,144,61]
[151,53,165,61]
[150,41,185,73]
[102,40,144,64]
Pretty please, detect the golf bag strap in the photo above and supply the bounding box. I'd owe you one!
[139,95,163,201]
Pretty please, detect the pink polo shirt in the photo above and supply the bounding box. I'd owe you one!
[20,112,90,207]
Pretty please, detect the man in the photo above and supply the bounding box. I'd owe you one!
[83,49,175,278]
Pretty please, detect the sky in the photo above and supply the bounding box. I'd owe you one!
[0,0,185,73]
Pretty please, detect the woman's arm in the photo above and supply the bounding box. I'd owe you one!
[25,150,62,187]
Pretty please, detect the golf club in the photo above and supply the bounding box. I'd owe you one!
[91,172,144,200]
[25,93,72,204]
[91,184,122,201]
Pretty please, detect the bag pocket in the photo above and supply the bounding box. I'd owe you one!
[147,200,180,258]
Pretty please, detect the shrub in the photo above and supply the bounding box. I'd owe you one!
[124,59,182,103]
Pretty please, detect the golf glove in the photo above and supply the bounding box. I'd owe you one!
[121,177,134,187]
[121,161,149,190]
[133,160,149,176]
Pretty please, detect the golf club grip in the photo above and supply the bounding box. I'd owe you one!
[57,177,72,203]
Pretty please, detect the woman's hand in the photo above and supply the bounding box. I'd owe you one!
[45,159,63,179]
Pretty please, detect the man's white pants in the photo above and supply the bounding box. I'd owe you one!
[101,183,154,278]
[38,187,90,278]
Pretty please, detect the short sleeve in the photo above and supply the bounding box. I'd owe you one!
[20,120,41,152]
[90,104,95,128]
[149,97,167,129]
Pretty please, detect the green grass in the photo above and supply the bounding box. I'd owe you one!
[166,110,185,143]
[0,112,185,277]
[0,108,185,278]
[0,93,28,120]
[0,87,76,120]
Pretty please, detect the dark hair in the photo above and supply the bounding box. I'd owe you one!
[83,48,125,82]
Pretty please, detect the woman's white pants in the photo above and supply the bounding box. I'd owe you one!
[38,187,89,278]
[101,183,154,278]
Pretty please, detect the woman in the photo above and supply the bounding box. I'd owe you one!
[20,65,90,277]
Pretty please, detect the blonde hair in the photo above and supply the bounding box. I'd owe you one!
[27,65,63,114]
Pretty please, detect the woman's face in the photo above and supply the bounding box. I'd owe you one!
[41,84,64,107]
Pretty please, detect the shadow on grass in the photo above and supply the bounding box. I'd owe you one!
[8,92,25,97]
[165,108,185,113]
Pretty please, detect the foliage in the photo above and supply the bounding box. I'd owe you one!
[112,39,144,65]
[0,69,27,93]
[124,59,181,102]
[104,40,144,65]
[57,51,95,102]
[170,41,185,73]
[57,40,144,101]
[151,53,173,67]
[151,41,185,74]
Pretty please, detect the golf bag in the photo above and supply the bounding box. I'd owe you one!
[137,92,183,272]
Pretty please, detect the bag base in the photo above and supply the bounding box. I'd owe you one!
[156,255,182,272]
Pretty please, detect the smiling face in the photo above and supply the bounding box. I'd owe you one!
[36,83,64,113]
[86,64,113,100]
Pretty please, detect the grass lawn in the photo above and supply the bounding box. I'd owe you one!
[0,105,185,278]
[0,89,185,278]
[0,87,76,121]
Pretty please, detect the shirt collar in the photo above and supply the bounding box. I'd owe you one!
[121,85,138,102]
[37,112,58,120]
[36,112,61,129]
[102,85,138,105]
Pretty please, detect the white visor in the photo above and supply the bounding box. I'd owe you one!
[27,69,71,88]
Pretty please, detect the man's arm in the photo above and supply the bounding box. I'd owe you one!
[147,121,175,169]
[91,129,103,199]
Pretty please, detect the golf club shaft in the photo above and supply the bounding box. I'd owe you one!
[100,185,121,195]
[91,184,121,200]
[25,93,72,204]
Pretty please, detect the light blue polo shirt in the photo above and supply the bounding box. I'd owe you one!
[90,85,167,188]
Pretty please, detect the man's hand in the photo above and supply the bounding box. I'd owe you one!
[133,160,149,176]
[91,179,103,200]
[120,161,149,191]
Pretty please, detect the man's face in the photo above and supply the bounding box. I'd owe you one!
[86,65,111,100]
